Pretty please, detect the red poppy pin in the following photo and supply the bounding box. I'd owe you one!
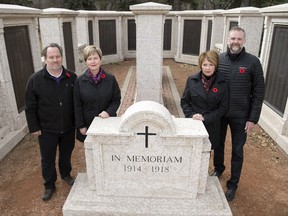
[239,67,246,74]
[212,87,218,93]
[100,74,106,79]
[66,72,71,77]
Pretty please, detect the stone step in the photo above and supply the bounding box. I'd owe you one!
[0,126,28,161]
[0,125,9,139]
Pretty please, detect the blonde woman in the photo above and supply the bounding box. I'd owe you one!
[74,45,121,142]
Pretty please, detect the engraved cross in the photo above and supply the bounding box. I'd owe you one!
[137,126,156,148]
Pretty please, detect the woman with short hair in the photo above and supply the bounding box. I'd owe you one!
[74,45,121,142]
[181,50,228,175]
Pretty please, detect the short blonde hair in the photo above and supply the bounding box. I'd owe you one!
[83,45,102,61]
[198,50,219,68]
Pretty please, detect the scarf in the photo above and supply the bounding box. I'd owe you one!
[88,68,104,85]
[201,72,216,93]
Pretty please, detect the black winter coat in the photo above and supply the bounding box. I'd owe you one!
[181,71,229,123]
[181,71,229,149]
[218,48,265,123]
[25,66,77,134]
[74,69,121,141]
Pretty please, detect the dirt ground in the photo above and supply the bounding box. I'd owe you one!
[0,59,288,216]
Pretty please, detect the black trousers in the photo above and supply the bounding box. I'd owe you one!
[204,121,222,171]
[218,117,247,190]
[38,129,75,189]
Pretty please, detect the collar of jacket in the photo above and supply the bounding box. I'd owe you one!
[225,46,246,61]
[191,72,201,81]
[191,71,226,83]
[42,65,68,79]
[81,69,93,82]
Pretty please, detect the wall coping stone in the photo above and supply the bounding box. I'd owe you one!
[222,6,261,15]
[0,3,41,16]
[261,3,288,13]
[42,7,79,16]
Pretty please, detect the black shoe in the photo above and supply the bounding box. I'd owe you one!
[42,188,55,201]
[225,188,236,201]
[62,175,74,186]
[210,170,222,177]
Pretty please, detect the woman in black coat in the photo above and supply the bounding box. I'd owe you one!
[74,45,121,142]
[181,50,228,173]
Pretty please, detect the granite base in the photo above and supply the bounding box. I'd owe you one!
[63,173,232,216]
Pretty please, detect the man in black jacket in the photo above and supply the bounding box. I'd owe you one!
[211,26,265,201]
[25,43,77,201]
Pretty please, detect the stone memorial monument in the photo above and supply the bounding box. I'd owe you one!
[63,101,232,215]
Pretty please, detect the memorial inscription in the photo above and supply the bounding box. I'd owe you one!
[111,154,183,173]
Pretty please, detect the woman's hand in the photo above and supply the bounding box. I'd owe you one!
[99,111,110,118]
[80,127,87,135]
[192,113,204,121]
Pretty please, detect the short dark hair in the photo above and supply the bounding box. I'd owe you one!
[229,26,246,40]
[42,43,63,58]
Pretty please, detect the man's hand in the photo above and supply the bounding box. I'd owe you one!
[31,130,41,136]
[245,121,255,133]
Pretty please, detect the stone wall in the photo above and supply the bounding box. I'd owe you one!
[0,4,42,160]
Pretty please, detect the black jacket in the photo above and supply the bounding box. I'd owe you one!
[181,71,229,124]
[25,66,77,134]
[218,48,265,123]
[181,71,228,149]
[74,69,121,138]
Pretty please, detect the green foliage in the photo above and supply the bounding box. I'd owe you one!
[63,0,96,10]
[252,0,288,8]
[211,0,288,9]
[0,0,33,6]
[118,0,140,11]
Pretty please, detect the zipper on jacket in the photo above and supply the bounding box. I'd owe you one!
[56,81,64,134]
[59,100,63,134]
